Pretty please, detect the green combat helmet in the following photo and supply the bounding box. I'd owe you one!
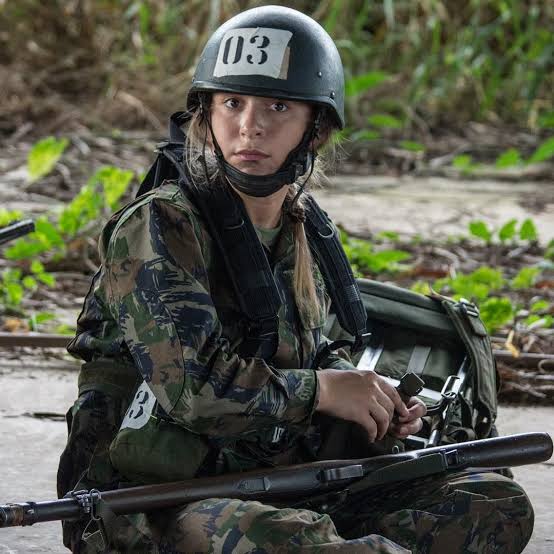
[187,5,345,197]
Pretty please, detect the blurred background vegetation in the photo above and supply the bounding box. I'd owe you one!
[0,1,553,353]
[1,0,553,147]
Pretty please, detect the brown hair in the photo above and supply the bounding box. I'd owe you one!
[184,101,336,322]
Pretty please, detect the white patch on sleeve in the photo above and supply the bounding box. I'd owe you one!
[214,27,293,79]
[120,381,157,430]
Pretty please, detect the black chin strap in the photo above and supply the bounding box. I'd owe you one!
[199,97,320,198]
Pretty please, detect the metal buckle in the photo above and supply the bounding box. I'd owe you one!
[459,299,480,318]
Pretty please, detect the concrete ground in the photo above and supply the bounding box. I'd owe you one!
[0,364,552,553]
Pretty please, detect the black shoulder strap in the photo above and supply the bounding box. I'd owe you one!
[186,182,282,360]
[303,194,368,343]
[135,112,189,198]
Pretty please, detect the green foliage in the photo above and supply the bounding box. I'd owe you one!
[452,154,479,173]
[399,141,425,152]
[367,113,403,129]
[411,281,432,295]
[468,218,540,244]
[0,209,23,227]
[27,137,69,183]
[60,165,133,233]
[3,1,553,135]
[538,111,554,129]
[495,148,522,168]
[519,218,538,241]
[345,71,388,97]
[528,137,554,164]
[434,267,505,303]
[0,259,55,310]
[510,267,541,289]
[341,231,411,275]
[523,314,553,329]
[498,219,518,242]
[479,297,515,333]
[376,230,400,241]
[28,311,56,332]
[5,217,65,260]
[530,299,550,313]
[469,220,493,243]
[8,165,134,262]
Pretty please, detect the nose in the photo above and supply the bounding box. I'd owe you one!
[240,102,264,139]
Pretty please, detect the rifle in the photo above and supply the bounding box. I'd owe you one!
[1,432,551,528]
[0,219,35,246]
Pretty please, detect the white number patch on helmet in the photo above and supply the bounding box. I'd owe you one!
[120,380,157,430]
[214,27,292,79]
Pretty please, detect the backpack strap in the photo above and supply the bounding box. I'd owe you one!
[135,111,189,197]
[441,299,498,438]
[303,194,368,345]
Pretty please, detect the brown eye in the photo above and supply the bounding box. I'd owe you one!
[224,98,239,109]
[272,101,288,112]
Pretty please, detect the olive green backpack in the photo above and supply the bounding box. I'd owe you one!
[325,278,499,448]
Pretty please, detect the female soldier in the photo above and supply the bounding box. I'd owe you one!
[61,6,534,553]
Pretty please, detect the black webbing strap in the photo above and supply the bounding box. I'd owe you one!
[185,182,282,360]
[135,111,189,198]
[303,194,367,344]
[154,141,282,361]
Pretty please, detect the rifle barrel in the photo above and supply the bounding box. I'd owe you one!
[0,220,35,246]
[1,432,551,528]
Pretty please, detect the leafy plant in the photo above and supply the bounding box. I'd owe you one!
[519,219,538,241]
[528,137,554,164]
[0,209,23,227]
[468,220,493,243]
[27,137,69,183]
[452,154,479,174]
[341,231,411,275]
[498,219,518,243]
[510,267,541,289]
[6,165,134,261]
[0,262,56,311]
[479,297,515,333]
[468,218,540,244]
[495,148,522,168]
[434,267,505,303]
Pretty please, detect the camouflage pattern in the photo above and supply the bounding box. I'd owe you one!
[66,180,350,482]
[64,180,533,553]
[79,471,532,553]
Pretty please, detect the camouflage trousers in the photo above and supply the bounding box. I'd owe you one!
[80,471,533,554]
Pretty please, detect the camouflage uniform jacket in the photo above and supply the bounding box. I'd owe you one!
[68,180,353,481]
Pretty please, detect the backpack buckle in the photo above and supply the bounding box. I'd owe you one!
[459,299,480,318]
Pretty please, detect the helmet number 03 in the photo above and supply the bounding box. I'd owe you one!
[214,28,293,79]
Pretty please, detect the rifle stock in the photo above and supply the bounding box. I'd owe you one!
[1,432,551,528]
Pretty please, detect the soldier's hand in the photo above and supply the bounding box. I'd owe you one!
[315,368,410,442]
[388,397,427,439]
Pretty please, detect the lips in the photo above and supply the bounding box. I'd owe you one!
[234,149,270,161]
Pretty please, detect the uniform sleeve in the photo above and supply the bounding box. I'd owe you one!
[103,195,318,438]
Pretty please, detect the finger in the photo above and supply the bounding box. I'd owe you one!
[369,403,391,440]
[382,381,410,418]
[376,388,395,420]
[390,418,424,438]
[361,415,378,443]
[398,399,427,422]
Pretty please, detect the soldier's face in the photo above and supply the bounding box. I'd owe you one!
[209,93,313,176]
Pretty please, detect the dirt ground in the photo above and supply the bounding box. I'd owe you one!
[0,363,552,553]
